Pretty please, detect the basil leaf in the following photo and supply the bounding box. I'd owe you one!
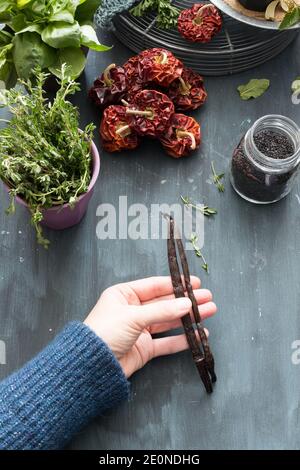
[0,0,13,21]
[237,79,270,100]
[16,24,43,35]
[0,60,17,89]
[42,21,81,48]
[49,11,75,24]
[0,30,13,46]
[48,47,86,78]
[75,0,100,23]
[80,25,111,51]
[11,13,28,32]
[279,7,300,30]
[12,32,56,79]
[16,0,32,7]
[30,0,47,16]
[0,1,13,13]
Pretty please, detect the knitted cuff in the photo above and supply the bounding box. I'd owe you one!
[0,322,130,450]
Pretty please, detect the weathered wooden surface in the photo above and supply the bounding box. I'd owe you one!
[1,30,300,450]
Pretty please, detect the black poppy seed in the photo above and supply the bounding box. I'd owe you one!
[254,130,295,160]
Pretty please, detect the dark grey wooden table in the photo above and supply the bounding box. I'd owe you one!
[1,29,300,451]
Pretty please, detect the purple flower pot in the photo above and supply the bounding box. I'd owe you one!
[4,139,100,231]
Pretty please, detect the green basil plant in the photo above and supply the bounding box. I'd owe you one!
[0,0,109,88]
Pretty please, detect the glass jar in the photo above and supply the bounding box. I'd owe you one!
[230,115,300,204]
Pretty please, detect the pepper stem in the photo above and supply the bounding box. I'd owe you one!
[103,63,116,87]
[126,108,154,119]
[155,51,168,65]
[116,124,131,137]
[194,4,212,24]
[178,77,191,95]
[177,131,196,150]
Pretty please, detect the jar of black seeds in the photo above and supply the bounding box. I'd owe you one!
[230,115,300,204]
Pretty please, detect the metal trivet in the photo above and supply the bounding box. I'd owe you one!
[113,0,299,76]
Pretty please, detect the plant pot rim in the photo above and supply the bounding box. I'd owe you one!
[3,135,100,212]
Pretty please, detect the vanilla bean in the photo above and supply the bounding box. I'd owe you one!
[167,215,213,393]
[174,225,217,383]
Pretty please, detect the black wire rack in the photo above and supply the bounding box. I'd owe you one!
[113,0,299,75]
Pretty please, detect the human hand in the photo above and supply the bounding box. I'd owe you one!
[84,276,217,378]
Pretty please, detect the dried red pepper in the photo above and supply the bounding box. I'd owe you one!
[89,64,128,109]
[125,89,175,138]
[178,3,222,43]
[160,113,201,158]
[123,56,145,101]
[138,48,183,88]
[100,105,140,152]
[167,67,207,111]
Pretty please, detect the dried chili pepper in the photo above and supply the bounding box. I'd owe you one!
[89,64,128,109]
[125,90,175,138]
[167,67,207,111]
[138,48,183,88]
[100,105,140,152]
[160,114,201,158]
[166,214,216,393]
[178,3,222,43]
[123,56,145,101]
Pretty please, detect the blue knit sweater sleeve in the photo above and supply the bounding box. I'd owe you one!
[0,322,130,450]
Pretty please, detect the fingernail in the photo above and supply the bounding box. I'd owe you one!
[176,297,192,312]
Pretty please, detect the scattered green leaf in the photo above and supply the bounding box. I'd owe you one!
[211,162,225,193]
[190,233,209,274]
[180,195,217,217]
[237,78,270,100]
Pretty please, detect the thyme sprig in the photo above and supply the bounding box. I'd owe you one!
[0,65,95,248]
[190,233,209,273]
[180,195,217,217]
[211,161,225,192]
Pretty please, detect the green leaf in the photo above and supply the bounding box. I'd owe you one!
[12,32,56,79]
[17,0,32,7]
[0,60,17,89]
[0,1,13,12]
[0,1,13,21]
[237,79,270,100]
[49,11,75,24]
[80,25,111,51]
[16,24,43,35]
[48,47,86,78]
[29,0,47,15]
[279,7,300,30]
[10,13,28,32]
[42,21,81,48]
[0,30,13,46]
[75,0,101,23]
